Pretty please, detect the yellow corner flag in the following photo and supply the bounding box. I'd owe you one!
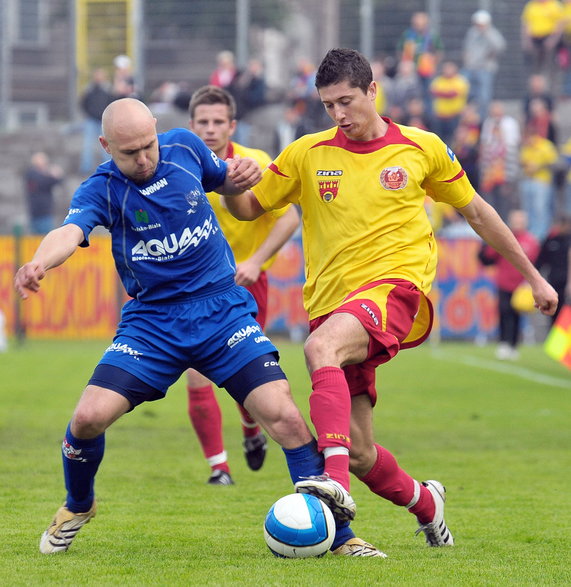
[544,305,571,370]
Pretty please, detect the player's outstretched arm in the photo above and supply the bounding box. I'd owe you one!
[221,190,266,221]
[458,193,559,316]
[14,224,85,300]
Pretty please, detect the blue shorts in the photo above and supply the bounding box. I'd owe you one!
[94,284,277,397]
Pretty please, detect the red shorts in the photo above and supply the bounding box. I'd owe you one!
[246,271,268,329]
[309,279,433,405]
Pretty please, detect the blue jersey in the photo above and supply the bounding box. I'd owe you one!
[63,127,236,302]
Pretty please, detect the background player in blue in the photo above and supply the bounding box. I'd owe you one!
[14,98,379,557]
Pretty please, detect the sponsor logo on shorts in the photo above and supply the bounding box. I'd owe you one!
[62,438,87,462]
[104,342,143,360]
[360,302,379,326]
[380,166,407,190]
[264,360,279,367]
[227,324,262,348]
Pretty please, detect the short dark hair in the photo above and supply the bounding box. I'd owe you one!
[315,48,372,93]
[189,85,236,120]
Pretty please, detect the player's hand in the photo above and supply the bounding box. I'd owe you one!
[226,155,262,191]
[235,259,262,287]
[14,261,46,299]
[531,279,559,316]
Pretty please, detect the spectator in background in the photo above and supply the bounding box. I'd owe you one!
[536,214,571,322]
[286,57,329,133]
[430,61,470,145]
[402,97,430,131]
[287,57,316,106]
[523,73,555,120]
[112,55,138,99]
[23,152,64,234]
[462,10,506,121]
[390,60,423,123]
[521,0,563,80]
[209,50,237,89]
[229,57,267,146]
[397,11,444,118]
[79,68,114,174]
[478,209,540,360]
[451,103,481,192]
[479,100,521,222]
[526,96,558,144]
[273,101,312,156]
[520,124,559,241]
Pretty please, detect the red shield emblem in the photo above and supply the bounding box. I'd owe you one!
[318,179,339,202]
[380,167,408,190]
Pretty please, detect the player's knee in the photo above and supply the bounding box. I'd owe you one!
[304,332,336,368]
[70,408,106,438]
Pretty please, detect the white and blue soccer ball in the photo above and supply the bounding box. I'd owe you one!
[263,493,336,558]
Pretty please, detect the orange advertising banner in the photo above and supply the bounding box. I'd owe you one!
[0,235,498,341]
[1,236,120,339]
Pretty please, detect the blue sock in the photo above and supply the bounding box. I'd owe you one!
[282,439,323,484]
[61,422,105,513]
[282,439,354,549]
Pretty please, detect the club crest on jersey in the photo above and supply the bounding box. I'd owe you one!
[185,188,202,214]
[318,179,340,202]
[380,166,408,190]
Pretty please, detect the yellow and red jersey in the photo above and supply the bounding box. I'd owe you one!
[208,141,290,269]
[520,135,559,183]
[252,118,475,319]
[521,0,562,38]
[430,74,469,118]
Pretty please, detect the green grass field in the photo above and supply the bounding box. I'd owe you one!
[1,338,570,586]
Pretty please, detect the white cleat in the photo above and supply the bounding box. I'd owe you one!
[415,480,454,547]
[295,474,356,522]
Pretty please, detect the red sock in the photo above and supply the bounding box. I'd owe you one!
[236,403,260,438]
[359,444,434,522]
[187,385,230,474]
[309,366,351,490]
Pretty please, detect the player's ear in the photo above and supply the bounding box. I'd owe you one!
[229,119,237,137]
[99,136,111,154]
[368,81,377,100]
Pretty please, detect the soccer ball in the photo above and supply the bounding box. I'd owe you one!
[263,493,336,558]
